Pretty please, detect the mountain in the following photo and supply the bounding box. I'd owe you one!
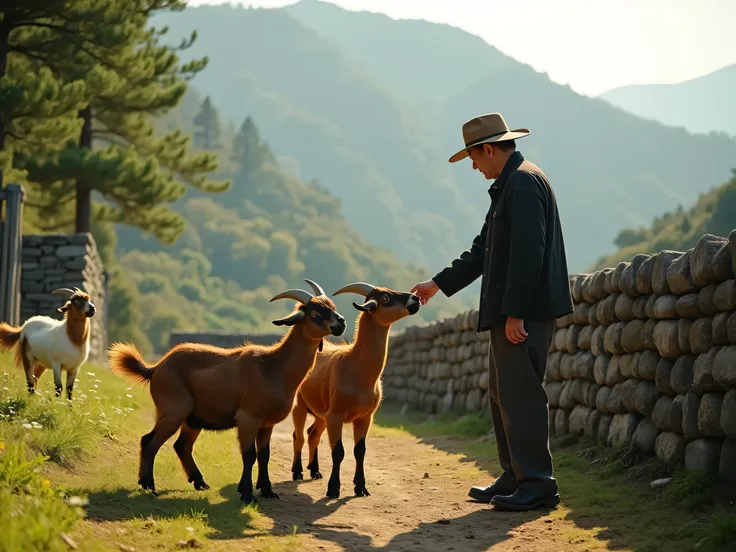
[148,1,736,276]
[591,170,736,270]
[600,64,736,138]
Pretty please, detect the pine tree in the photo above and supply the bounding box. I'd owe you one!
[13,0,230,239]
[0,0,106,186]
[193,96,221,150]
[231,115,275,180]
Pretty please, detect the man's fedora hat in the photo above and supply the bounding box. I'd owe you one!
[448,113,530,163]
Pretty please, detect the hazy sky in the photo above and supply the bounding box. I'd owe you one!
[187,0,736,96]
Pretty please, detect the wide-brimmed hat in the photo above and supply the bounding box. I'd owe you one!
[448,113,530,163]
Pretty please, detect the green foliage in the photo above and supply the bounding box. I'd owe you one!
[0,441,88,552]
[593,169,736,269]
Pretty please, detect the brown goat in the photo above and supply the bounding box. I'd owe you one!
[291,282,420,498]
[108,280,346,504]
[0,288,95,400]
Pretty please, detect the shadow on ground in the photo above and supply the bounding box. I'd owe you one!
[82,475,548,551]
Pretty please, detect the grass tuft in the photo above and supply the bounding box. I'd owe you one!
[0,440,89,552]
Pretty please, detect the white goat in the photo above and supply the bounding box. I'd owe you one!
[0,288,96,400]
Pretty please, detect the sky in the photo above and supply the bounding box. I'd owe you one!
[186,0,736,97]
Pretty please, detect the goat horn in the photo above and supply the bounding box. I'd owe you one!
[304,279,326,297]
[51,288,75,297]
[332,282,376,297]
[269,289,313,305]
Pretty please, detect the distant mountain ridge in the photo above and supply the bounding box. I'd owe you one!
[600,64,736,138]
[149,0,736,276]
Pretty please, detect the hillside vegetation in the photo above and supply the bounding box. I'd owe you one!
[592,170,736,269]
[150,0,736,274]
[113,95,468,352]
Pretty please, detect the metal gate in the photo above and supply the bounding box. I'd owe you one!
[0,183,24,325]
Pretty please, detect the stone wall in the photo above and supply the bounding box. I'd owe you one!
[20,233,108,365]
[382,231,736,481]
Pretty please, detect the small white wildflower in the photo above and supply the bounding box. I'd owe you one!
[126,394,133,399]
[95,379,101,383]
[93,384,99,389]
[126,387,132,391]
[65,496,89,507]
[185,527,194,532]
[87,372,95,376]
[114,408,123,415]
[99,412,106,417]
[31,421,43,429]
[22,423,32,429]
[2,387,8,391]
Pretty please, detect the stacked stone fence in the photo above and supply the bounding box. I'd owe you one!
[20,233,108,365]
[383,231,736,481]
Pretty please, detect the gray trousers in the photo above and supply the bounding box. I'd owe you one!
[487,319,557,496]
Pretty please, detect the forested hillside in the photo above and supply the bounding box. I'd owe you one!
[3,1,468,355]
[591,170,736,269]
[114,89,469,352]
[150,0,736,274]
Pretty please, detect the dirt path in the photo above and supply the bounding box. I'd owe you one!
[249,419,597,552]
[54,404,609,552]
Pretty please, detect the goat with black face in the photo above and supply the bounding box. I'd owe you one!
[291,282,421,498]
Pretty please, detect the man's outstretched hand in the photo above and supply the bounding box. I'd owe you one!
[505,316,528,344]
[411,280,439,305]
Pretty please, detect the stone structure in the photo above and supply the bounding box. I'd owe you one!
[20,233,108,365]
[382,231,736,481]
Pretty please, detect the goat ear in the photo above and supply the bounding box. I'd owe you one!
[272,310,306,327]
[57,305,69,313]
[352,299,378,312]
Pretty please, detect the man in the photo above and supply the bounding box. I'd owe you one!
[411,112,573,512]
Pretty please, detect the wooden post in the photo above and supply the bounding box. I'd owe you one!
[0,184,24,325]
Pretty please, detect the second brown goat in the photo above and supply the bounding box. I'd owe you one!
[291,282,420,498]
[108,279,345,504]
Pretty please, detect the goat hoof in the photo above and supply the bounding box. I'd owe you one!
[292,471,303,481]
[240,493,258,506]
[354,486,371,497]
[259,487,280,500]
[326,486,340,499]
[310,471,323,479]
[194,480,210,491]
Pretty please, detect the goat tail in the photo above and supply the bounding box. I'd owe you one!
[0,322,21,351]
[108,342,155,386]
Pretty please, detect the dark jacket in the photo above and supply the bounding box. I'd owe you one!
[432,150,574,332]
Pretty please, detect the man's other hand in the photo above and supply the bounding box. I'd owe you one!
[505,316,528,344]
[411,280,439,305]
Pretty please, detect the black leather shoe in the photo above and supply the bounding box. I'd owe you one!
[468,478,517,503]
[490,488,560,511]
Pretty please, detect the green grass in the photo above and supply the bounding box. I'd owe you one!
[374,405,736,552]
[4,348,735,552]
[0,353,300,551]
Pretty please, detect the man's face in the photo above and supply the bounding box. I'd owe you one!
[467,144,496,180]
